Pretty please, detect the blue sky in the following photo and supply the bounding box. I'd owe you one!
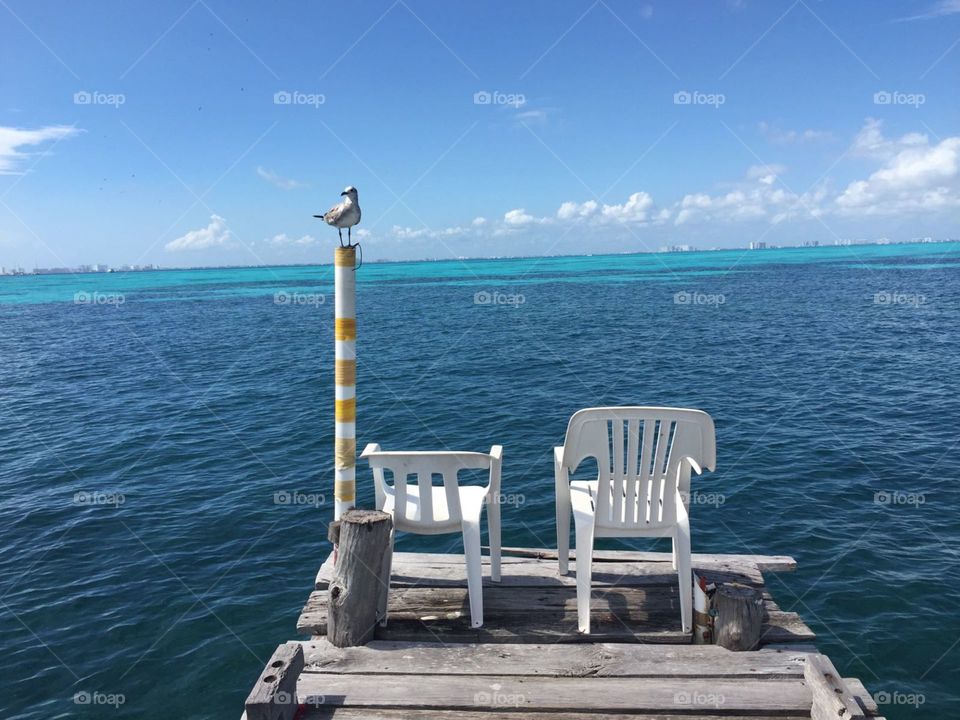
[1,0,959,267]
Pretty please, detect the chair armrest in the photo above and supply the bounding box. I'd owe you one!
[360,443,381,459]
[488,445,503,497]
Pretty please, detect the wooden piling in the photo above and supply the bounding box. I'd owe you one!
[713,582,764,651]
[327,509,392,647]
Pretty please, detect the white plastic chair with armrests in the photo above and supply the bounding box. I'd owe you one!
[554,407,716,633]
[361,444,503,628]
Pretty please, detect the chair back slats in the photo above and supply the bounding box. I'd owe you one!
[610,418,625,524]
[562,407,716,531]
[638,418,655,523]
[625,419,640,525]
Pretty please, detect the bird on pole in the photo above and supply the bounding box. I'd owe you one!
[314,186,361,247]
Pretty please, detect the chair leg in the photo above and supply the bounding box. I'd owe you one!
[574,521,595,634]
[557,488,571,575]
[462,518,484,628]
[486,495,501,583]
[675,526,692,633]
[377,529,394,627]
[671,536,678,570]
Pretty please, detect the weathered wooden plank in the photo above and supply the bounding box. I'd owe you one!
[244,642,304,720]
[295,674,812,714]
[299,613,812,646]
[844,677,881,716]
[805,654,865,720]
[296,711,800,720]
[298,638,808,678]
[315,550,783,589]
[316,555,766,590]
[500,546,798,572]
[298,584,814,644]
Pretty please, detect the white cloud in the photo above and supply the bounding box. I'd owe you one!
[673,165,824,225]
[556,200,598,220]
[504,208,547,225]
[640,4,654,19]
[263,233,316,247]
[555,194,662,225]
[471,216,487,226]
[747,163,786,185]
[0,125,81,174]
[850,118,927,160]
[838,122,960,214]
[897,0,960,20]
[601,192,655,222]
[515,109,549,125]
[165,215,232,252]
[256,166,303,190]
[759,122,832,145]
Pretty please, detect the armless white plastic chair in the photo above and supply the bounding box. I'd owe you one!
[554,407,716,634]
[360,444,503,628]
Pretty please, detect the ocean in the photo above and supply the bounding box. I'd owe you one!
[1,242,958,719]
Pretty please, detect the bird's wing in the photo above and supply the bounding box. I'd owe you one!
[322,201,347,224]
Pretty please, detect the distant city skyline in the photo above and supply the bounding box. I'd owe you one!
[1,1,959,267]
[3,236,956,277]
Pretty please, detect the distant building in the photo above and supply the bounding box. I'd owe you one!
[749,241,767,250]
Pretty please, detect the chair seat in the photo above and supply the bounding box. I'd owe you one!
[382,484,489,532]
[570,480,673,534]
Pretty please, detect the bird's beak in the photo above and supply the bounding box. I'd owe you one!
[340,191,348,196]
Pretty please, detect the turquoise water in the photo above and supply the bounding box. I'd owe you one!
[1,242,958,718]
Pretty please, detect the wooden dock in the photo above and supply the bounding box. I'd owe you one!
[243,547,883,719]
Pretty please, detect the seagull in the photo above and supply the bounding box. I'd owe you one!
[314,186,361,247]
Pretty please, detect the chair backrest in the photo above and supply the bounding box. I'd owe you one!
[360,445,502,528]
[560,407,716,530]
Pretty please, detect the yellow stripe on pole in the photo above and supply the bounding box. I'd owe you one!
[335,437,357,469]
[335,359,356,385]
[335,398,356,422]
[334,247,356,267]
[334,479,356,502]
[335,318,356,340]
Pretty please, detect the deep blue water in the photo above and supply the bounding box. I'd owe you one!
[1,242,958,719]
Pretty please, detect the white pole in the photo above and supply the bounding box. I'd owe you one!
[333,246,356,520]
